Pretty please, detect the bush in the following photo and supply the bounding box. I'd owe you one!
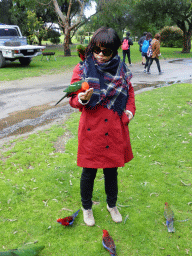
[160,26,183,48]
[46,29,61,44]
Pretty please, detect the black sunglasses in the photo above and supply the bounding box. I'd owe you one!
[93,46,113,56]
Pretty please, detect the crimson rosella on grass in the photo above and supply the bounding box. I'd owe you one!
[102,230,117,256]
[57,209,80,226]
[164,202,175,232]
[0,245,45,256]
[55,80,89,106]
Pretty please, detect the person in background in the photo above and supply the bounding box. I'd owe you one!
[147,33,163,75]
[143,32,153,73]
[138,31,147,65]
[69,27,136,227]
[122,32,133,66]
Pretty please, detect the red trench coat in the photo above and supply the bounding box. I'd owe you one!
[69,63,136,169]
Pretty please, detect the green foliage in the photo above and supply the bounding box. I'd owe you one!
[89,0,133,38]
[0,84,192,255]
[160,26,183,48]
[132,0,192,52]
[27,10,47,45]
[46,30,61,45]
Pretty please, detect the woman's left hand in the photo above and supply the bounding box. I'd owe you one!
[79,88,94,101]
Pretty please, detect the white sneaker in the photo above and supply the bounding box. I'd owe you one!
[82,208,95,226]
[107,205,122,223]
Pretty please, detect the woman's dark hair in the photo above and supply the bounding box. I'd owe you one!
[146,32,152,40]
[85,27,121,58]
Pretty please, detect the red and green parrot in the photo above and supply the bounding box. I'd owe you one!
[164,202,175,232]
[57,209,80,226]
[55,80,89,106]
[102,230,117,256]
[0,245,45,256]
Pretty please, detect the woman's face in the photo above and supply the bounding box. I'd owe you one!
[93,46,113,64]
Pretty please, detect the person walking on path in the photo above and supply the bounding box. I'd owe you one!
[122,32,133,65]
[138,32,147,65]
[142,32,153,72]
[69,27,136,227]
[147,33,162,75]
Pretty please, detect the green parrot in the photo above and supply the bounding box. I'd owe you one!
[55,80,89,106]
[0,245,45,256]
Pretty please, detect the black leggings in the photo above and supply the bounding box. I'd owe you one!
[80,167,118,210]
[123,49,131,64]
[147,57,161,72]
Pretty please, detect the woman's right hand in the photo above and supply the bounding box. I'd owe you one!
[79,88,94,101]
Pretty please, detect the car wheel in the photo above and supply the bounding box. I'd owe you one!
[0,52,6,68]
[19,57,32,66]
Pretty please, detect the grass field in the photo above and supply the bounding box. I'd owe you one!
[1,43,192,81]
[0,84,191,255]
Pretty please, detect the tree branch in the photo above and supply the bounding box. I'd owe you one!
[66,0,72,23]
[52,0,66,23]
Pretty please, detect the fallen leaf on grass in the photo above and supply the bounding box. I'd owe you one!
[124,214,129,224]
[150,193,159,197]
[61,208,73,211]
[180,180,191,186]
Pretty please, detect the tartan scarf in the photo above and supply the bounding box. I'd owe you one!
[79,54,132,116]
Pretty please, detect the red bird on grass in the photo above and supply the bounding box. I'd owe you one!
[57,209,80,226]
[102,230,117,256]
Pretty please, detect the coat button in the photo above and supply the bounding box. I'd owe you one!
[105,132,108,136]
[106,145,109,149]
[105,119,108,122]
[87,128,90,131]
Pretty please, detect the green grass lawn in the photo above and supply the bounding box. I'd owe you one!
[0,83,191,255]
[1,43,192,81]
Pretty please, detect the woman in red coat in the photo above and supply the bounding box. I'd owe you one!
[69,27,136,226]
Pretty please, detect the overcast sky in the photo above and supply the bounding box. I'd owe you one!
[84,1,97,18]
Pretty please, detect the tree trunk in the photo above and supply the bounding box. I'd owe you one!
[182,32,191,53]
[64,29,71,56]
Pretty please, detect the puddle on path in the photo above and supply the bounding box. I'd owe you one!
[0,102,74,139]
[133,80,178,93]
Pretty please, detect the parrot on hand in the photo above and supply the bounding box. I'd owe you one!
[164,202,175,232]
[55,80,89,106]
[0,245,45,256]
[102,230,117,256]
[57,209,80,226]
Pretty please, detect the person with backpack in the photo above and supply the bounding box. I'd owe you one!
[138,32,147,65]
[122,32,133,65]
[141,32,153,72]
[146,33,163,75]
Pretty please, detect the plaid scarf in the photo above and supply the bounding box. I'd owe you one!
[79,54,132,116]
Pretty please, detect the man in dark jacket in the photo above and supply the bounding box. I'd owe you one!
[122,32,133,65]
[138,32,147,65]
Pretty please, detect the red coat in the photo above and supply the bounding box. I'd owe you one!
[69,64,136,169]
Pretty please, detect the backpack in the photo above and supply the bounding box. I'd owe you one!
[147,44,153,57]
[122,39,129,50]
[141,40,149,53]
